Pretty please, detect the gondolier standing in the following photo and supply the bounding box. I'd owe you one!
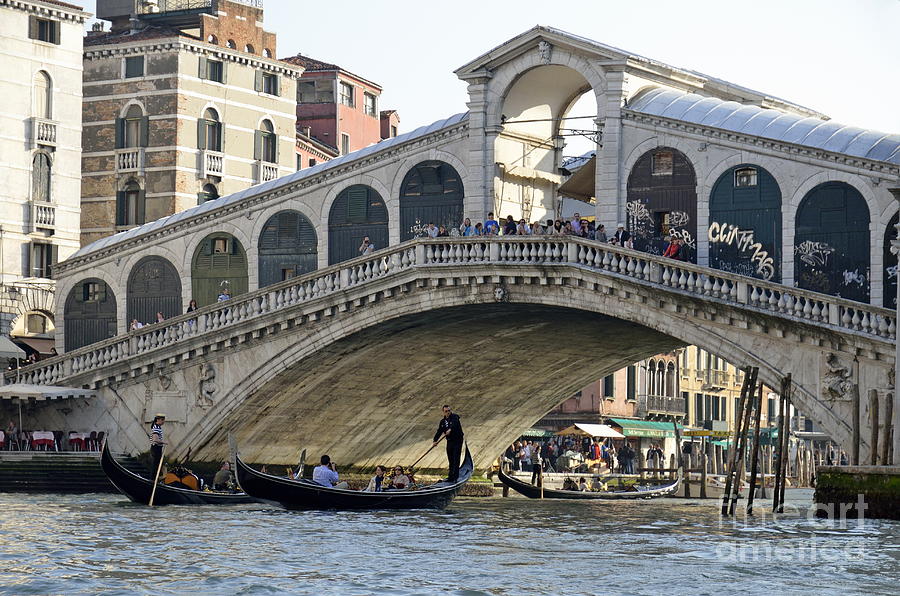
[149,414,166,478]
[432,405,464,482]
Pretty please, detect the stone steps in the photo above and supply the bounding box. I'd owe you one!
[0,452,147,493]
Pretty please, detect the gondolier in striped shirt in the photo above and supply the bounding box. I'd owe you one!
[149,414,166,477]
[432,405,464,482]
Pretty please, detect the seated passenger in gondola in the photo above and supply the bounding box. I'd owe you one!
[312,455,349,489]
[212,462,234,491]
[562,477,579,491]
[590,476,606,492]
[387,465,413,490]
[578,477,588,491]
[364,465,387,492]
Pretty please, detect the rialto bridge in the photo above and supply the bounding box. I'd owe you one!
[14,26,900,468]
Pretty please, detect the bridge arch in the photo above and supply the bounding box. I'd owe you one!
[126,256,182,326]
[257,210,318,287]
[190,232,249,306]
[398,161,464,241]
[794,181,870,302]
[327,184,389,265]
[884,211,898,309]
[708,164,782,282]
[626,146,698,261]
[63,278,117,352]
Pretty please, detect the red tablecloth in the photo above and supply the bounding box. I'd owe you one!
[68,432,89,450]
[31,431,56,450]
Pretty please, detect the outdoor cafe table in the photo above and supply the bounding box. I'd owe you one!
[68,432,90,451]
[31,431,56,450]
[0,430,4,449]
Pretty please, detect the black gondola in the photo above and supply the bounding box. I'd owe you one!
[497,466,680,500]
[101,442,256,506]
[235,446,474,510]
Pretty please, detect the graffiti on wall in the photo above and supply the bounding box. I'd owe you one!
[842,268,866,287]
[708,221,775,280]
[795,240,834,267]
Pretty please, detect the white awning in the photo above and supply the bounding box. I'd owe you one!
[0,384,96,401]
[555,423,624,439]
[0,336,26,360]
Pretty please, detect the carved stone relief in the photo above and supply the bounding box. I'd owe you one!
[822,353,854,401]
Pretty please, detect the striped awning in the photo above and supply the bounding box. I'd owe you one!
[0,384,95,401]
[607,418,683,438]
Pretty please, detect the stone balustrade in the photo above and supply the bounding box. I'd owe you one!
[116,148,144,173]
[32,203,55,229]
[203,150,224,177]
[11,237,895,387]
[30,117,57,148]
[259,162,278,183]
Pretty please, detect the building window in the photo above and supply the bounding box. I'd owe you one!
[226,39,236,49]
[263,48,272,58]
[27,313,48,335]
[207,34,218,44]
[213,238,228,253]
[33,71,51,119]
[339,82,354,107]
[198,183,219,204]
[257,120,277,163]
[200,58,224,83]
[256,72,280,95]
[30,243,56,278]
[298,79,334,103]
[390,125,398,138]
[309,158,316,167]
[652,150,673,176]
[124,56,145,78]
[245,44,255,54]
[281,267,296,281]
[603,374,615,398]
[31,153,51,203]
[29,17,59,44]
[734,167,758,187]
[117,180,144,226]
[626,365,636,400]
[198,108,222,151]
[83,281,104,302]
[340,133,350,156]
[364,92,377,117]
[296,154,302,171]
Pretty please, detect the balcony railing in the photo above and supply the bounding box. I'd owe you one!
[32,203,55,230]
[116,148,145,173]
[201,150,224,178]
[30,117,57,148]
[638,394,686,417]
[258,161,278,183]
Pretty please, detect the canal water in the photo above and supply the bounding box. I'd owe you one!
[0,490,897,595]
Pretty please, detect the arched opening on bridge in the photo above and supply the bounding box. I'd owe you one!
[127,256,181,326]
[64,278,116,352]
[626,148,697,262]
[399,161,463,241]
[884,211,898,309]
[494,64,598,223]
[258,210,318,287]
[795,182,870,302]
[708,164,782,282]
[328,185,388,265]
[191,233,248,306]
[665,362,676,398]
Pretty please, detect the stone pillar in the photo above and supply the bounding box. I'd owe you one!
[594,62,627,230]
[459,71,495,222]
[890,188,900,464]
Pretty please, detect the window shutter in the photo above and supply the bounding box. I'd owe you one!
[49,244,58,278]
[220,62,227,84]
[97,282,107,302]
[231,238,239,255]
[254,70,263,92]
[115,190,125,225]
[136,189,146,224]
[254,130,262,161]
[28,15,37,40]
[115,118,125,149]
[139,116,150,147]
[197,192,206,205]
[198,56,208,80]
[22,243,31,277]
[197,119,207,149]
[273,133,279,162]
[274,75,280,97]
[201,239,212,256]
[51,21,60,45]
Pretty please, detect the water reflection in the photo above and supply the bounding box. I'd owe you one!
[0,491,897,594]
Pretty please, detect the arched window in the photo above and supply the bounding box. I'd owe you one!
[123,104,144,148]
[191,233,248,306]
[31,153,51,203]
[117,179,144,226]
[258,210,318,287]
[33,71,51,119]
[64,279,117,351]
[399,161,464,241]
[328,185,389,264]
[244,44,255,54]
[127,256,182,325]
[207,34,218,44]
[795,182,870,302]
[256,119,276,163]
[226,39,236,49]
[666,363,676,398]
[263,48,272,58]
[885,212,898,309]
[647,360,657,395]
[198,107,222,151]
[198,182,219,204]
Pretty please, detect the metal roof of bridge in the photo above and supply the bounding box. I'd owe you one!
[629,88,900,165]
[71,112,470,259]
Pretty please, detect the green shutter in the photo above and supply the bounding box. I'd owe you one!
[274,75,280,97]
[197,119,207,149]
[136,189,146,224]
[221,62,227,84]
[347,187,368,222]
[198,56,208,80]
[254,130,262,161]
[49,244,58,279]
[201,239,212,256]
[273,133,279,162]
[139,116,150,147]
[51,21,60,45]
[115,191,125,225]
[28,15,37,40]
[254,70,263,92]
[22,243,31,277]
[115,118,125,149]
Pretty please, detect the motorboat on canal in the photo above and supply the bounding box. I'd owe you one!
[101,441,256,506]
[497,465,680,500]
[235,445,474,510]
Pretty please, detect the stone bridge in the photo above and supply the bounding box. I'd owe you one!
[12,238,896,469]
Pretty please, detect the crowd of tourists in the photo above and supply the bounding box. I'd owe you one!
[502,435,669,476]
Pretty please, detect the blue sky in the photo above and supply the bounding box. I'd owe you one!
[80,0,900,136]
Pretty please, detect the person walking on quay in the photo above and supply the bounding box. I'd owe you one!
[432,404,464,482]
[149,414,166,480]
[530,443,542,485]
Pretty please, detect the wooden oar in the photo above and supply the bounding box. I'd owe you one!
[409,435,445,474]
[296,448,307,479]
[148,444,166,507]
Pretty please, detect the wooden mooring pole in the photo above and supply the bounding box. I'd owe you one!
[869,389,879,466]
[746,380,765,514]
[722,366,757,516]
[773,374,791,513]
[851,383,861,465]
[883,392,893,466]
